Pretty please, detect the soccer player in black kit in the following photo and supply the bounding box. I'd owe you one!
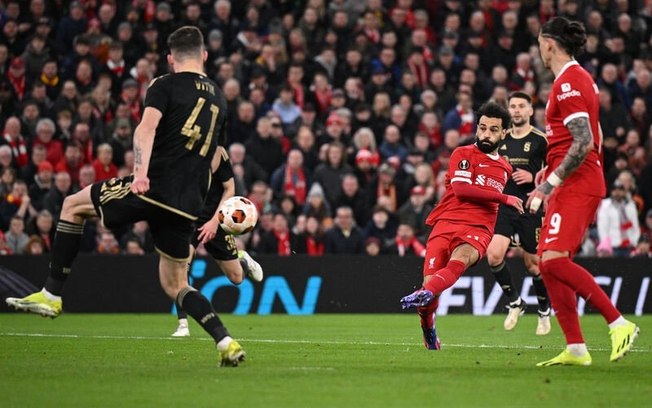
[486,92,551,335]
[172,146,263,337]
[7,27,247,366]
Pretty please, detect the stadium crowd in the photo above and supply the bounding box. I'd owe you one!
[0,0,650,258]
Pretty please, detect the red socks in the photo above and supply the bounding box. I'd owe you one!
[418,259,466,329]
[540,257,622,344]
[423,259,466,296]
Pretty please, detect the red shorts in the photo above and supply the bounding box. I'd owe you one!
[538,188,602,257]
[422,220,492,276]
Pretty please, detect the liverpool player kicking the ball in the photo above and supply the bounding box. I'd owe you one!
[400,101,524,350]
[527,17,638,367]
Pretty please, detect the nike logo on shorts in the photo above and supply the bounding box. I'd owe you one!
[544,237,559,244]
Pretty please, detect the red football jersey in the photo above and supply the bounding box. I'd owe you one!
[426,144,512,230]
[545,60,606,197]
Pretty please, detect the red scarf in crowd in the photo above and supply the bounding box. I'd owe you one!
[418,122,442,149]
[395,236,426,257]
[7,71,25,100]
[313,87,332,115]
[457,106,474,136]
[4,133,27,167]
[408,58,429,88]
[305,235,324,256]
[377,183,397,212]
[291,83,305,109]
[284,166,307,206]
[107,59,125,76]
[274,230,291,256]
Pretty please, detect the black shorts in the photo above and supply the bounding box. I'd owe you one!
[90,176,194,261]
[190,220,238,261]
[494,205,542,254]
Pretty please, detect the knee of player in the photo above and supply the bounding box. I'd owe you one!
[486,250,505,267]
[228,274,244,285]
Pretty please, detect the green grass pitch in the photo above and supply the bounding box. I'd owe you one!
[1,313,650,407]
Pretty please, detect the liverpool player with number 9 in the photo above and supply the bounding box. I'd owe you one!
[527,17,639,367]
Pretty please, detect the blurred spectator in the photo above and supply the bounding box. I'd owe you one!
[255,213,299,256]
[96,230,120,254]
[0,167,16,200]
[363,206,398,249]
[313,141,353,206]
[442,91,476,143]
[378,124,408,162]
[597,181,640,257]
[293,125,320,173]
[270,149,311,206]
[120,221,154,253]
[324,206,364,254]
[78,164,96,190]
[56,2,88,55]
[334,173,368,228]
[364,236,382,256]
[24,234,47,255]
[228,142,268,193]
[107,118,132,167]
[269,114,291,154]
[229,100,257,145]
[617,170,645,215]
[124,238,145,255]
[398,185,434,240]
[55,141,84,188]
[302,183,332,227]
[42,171,72,221]
[0,180,36,229]
[599,87,630,143]
[0,145,12,171]
[386,223,426,257]
[296,215,325,256]
[27,160,53,210]
[276,195,300,228]
[25,209,54,252]
[5,215,28,254]
[92,143,117,182]
[618,129,647,177]
[367,162,404,213]
[1,116,27,168]
[32,118,62,165]
[245,116,284,175]
[21,144,47,184]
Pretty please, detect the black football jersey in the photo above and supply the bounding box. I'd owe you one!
[498,126,547,201]
[198,150,234,224]
[141,72,227,219]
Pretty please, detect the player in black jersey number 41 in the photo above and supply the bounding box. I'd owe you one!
[6,27,247,367]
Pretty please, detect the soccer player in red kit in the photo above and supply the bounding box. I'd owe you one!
[400,102,524,349]
[527,17,639,366]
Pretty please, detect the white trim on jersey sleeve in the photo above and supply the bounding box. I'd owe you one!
[562,111,589,126]
[450,177,472,184]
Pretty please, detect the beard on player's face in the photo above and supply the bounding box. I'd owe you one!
[476,137,499,153]
[511,116,528,127]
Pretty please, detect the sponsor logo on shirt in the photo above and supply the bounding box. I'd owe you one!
[486,177,504,192]
[557,89,581,101]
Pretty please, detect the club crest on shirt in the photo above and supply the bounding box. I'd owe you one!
[458,159,470,170]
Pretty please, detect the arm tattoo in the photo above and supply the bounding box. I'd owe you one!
[554,116,592,181]
[134,145,142,165]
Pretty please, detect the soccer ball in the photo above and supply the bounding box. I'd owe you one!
[218,196,258,235]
